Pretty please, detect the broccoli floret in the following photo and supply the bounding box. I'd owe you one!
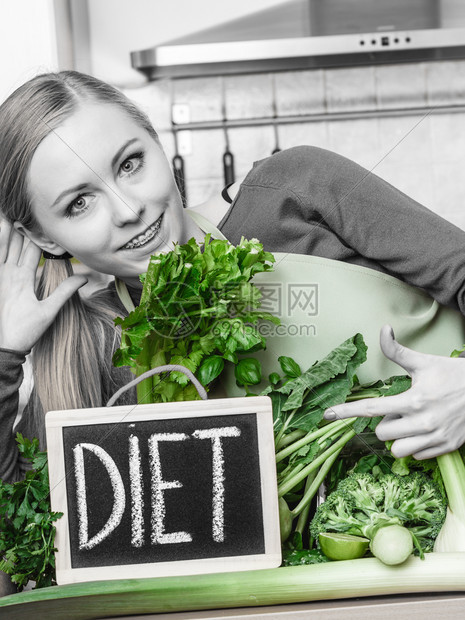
[381,473,404,511]
[396,472,445,521]
[337,472,385,513]
[310,493,365,538]
[395,472,446,552]
[310,471,446,554]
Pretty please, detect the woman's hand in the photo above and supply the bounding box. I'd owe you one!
[0,219,87,352]
[324,324,465,459]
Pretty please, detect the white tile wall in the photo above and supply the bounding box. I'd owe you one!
[426,61,465,105]
[173,77,224,122]
[375,64,428,109]
[275,70,326,115]
[224,74,274,120]
[430,112,465,164]
[123,59,465,229]
[325,66,377,113]
[377,115,433,164]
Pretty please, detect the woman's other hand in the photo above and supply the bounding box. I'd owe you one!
[0,219,87,352]
[324,324,465,459]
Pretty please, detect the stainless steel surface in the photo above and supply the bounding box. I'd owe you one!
[131,0,465,78]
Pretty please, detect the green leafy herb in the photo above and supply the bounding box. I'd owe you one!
[196,355,224,386]
[278,356,302,379]
[113,235,279,403]
[282,548,331,566]
[271,333,368,441]
[235,357,262,387]
[0,435,63,590]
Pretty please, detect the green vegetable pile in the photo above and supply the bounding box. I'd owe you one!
[310,471,446,564]
[112,235,279,403]
[259,333,464,567]
[0,435,62,590]
[253,334,411,549]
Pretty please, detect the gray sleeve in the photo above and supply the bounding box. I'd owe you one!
[261,146,465,314]
[0,348,29,483]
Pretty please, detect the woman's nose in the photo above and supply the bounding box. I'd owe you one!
[110,191,146,227]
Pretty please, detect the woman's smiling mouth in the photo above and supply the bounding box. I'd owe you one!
[120,214,164,250]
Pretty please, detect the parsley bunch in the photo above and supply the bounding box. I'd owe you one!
[113,235,280,403]
[0,435,62,590]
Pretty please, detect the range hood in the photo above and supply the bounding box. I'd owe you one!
[131,0,465,79]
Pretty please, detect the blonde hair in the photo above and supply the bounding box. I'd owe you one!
[0,71,157,446]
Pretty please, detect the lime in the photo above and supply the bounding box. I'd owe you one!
[319,532,370,560]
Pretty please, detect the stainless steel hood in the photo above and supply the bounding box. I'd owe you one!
[131,0,465,79]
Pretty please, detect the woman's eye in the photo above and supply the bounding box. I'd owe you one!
[121,159,135,173]
[119,152,144,177]
[74,197,87,210]
[65,194,91,218]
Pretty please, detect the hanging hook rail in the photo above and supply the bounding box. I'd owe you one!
[170,102,465,132]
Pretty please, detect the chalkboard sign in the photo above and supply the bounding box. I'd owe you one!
[46,396,281,585]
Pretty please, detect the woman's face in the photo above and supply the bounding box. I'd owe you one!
[25,101,197,286]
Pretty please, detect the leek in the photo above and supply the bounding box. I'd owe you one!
[434,451,465,552]
[1,554,465,617]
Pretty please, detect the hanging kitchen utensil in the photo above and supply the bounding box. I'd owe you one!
[271,74,281,155]
[170,92,188,207]
[272,123,281,155]
[223,126,235,187]
[221,78,235,187]
[172,132,187,208]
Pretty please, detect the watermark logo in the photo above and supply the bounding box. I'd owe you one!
[288,283,319,317]
[256,283,283,316]
[255,283,319,318]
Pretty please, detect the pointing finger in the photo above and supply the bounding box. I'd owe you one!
[324,390,412,420]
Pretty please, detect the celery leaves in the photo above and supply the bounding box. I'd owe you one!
[113,235,279,403]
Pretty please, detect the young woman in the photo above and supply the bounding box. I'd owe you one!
[2,70,465,490]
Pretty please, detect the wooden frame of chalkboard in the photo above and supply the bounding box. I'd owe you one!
[46,396,281,585]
